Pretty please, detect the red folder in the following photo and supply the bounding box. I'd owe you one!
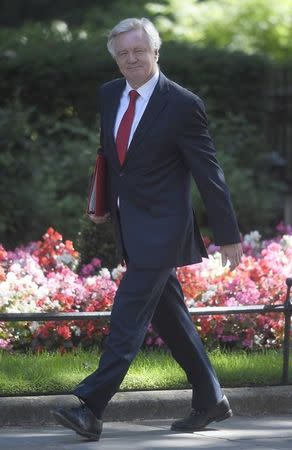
[87,153,107,218]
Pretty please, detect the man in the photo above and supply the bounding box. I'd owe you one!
[52,17,243,442]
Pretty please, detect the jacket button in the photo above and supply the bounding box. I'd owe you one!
[120,172,124,177]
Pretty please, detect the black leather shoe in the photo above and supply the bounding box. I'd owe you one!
[51,403,102,441]
[171,395,232,431]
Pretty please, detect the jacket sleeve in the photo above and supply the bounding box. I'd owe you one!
[177,97,241,246]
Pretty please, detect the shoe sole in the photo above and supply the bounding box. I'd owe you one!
[171,409,233,432]
[51,409,100,441]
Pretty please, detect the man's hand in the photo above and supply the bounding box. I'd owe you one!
[88,212,110,225]
[219,242,243,271]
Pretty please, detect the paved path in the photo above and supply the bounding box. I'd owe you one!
[0,416,291,450]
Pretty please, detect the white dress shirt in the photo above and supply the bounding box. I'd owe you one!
[114,70,159,147]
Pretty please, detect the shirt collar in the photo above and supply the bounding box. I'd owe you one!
[124,69,159,100]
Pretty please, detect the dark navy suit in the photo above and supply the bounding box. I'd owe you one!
[73,72,241,418]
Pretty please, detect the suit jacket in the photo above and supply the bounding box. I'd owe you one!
[98,71,240,269]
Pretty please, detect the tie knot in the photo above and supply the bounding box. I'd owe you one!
[129,90,139,102]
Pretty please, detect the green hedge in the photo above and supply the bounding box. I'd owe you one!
[0,27,269,126]
[76,216,119,270]
[194,114,284,237]
[0,99,97,248]
[0,97,283,252]
[0,0,146,26]
[0,0,96,26]
[0,24,284,258]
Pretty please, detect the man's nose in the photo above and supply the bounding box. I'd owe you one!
[127,51,138,63]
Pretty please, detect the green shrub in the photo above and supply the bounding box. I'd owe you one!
[0,99,97,247]
[0,0,146,27]
[148,0,292,61]
[76,216,119,270]
[0,24,270,126]
[192,113,284,236]
[0,2,288,258]
[2,0,291,61]
[0,101,283,254]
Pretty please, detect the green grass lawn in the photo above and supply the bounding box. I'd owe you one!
[0,349,291,396]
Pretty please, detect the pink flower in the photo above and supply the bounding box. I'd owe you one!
[0,339,11,350]
[92,258,101,267]
[1,225,291,352]
[242,339,253,348]
[155,337,164,347]
[276,221,292,235]
[221,335,238,342]
[145,337,153,346]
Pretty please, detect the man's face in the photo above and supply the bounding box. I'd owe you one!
[114,28,158,88]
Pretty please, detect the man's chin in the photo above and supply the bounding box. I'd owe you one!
[126,75,146,88]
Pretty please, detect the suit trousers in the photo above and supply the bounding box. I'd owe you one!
[73,264,223,418]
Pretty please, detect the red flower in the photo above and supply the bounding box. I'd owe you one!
[0,244,7,262]
[33,227,79,272]
[0,266,6,281]
[53,293,74,309]
[86,321,96,338]
[202,235,211,247]
[35,323,51,339]
[57,325,71,340]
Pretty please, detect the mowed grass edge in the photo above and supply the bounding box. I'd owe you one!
[0,349,290,395]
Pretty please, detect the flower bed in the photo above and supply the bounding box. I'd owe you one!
[0,225,291,352]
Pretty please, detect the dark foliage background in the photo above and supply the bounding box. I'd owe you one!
[0,1,288,266]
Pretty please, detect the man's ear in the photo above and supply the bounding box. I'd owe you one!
[154,49,159,61]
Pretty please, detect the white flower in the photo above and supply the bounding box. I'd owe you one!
[43,299,61,311]
[10,263,22,274]
[280,234,292,250]
[84,276,96,286]
[71,326,81,336]
[6,272,17,283]
[20,36,28,44]
[187,299,195,307]
[201,286,217,303]
[99,268,111,279]
[29,321,40,333]
[38,286,49,298]
[6,301,39,313]
[51,20,72,42]
[56,253,74,265]
[78,30,88,40]
[51,20,68,34]
[243,230,262,248]
[204,252,228,277]
[111,264,127,280]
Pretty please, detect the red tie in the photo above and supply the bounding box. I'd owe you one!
[116,90,139,165]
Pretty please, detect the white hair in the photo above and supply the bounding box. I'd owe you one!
[107,17,162,58]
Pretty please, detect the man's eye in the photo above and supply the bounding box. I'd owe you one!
[135,49,144,53]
